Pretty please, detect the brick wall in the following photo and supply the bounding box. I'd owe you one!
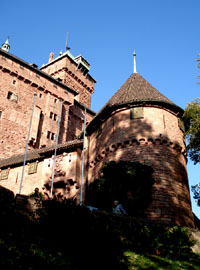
[0,149,82,200]
[87,106,194,228]
[0,52,76,159]
[41,55,95,108]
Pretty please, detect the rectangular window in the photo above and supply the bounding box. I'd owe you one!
[28,162,38,175]
[0,111,2,119]
[7,91,12,100]
[47,131,51,139]
[178,118,185,132]
[50,112,53,119]
[54,114,57,121]
[130,107,144,119]
[51,133,55,140]
[0,169,9,180]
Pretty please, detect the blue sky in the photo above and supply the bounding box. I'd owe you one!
[1,0,199,218]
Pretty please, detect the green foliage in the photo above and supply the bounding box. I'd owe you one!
[86,160,154,216]
[0,198,199,270]
[191,183,200,206]
[183,98,200,164]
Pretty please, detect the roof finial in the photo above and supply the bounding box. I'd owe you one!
[65,31,70,51]
[1,36,10,52]
[133,50,137,73]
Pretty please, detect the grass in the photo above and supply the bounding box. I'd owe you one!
[123,251,200,270]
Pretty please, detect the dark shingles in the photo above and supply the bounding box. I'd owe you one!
[106,73,176,107]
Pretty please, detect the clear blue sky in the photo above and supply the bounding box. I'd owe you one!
[1,0,199,218]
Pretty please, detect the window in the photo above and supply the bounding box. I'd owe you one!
[0,111,2,119]
[39,93,42,98]
[50,112,57,121]
[130,107,144,119]
[51,133,55,140]
[47,131,55,141]
[47,131,51,139]
[0,169,9,180]
[7,91,18,103]
[178,118,185,132]
[7,91,12,100]
[54,98,57,103]
[28,162,38,175]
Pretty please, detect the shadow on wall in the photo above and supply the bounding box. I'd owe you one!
[87,115,194,228]
[66,106,85,141]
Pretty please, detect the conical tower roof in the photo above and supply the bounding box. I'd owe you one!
[105,72,176,107]
[86,72,183,135]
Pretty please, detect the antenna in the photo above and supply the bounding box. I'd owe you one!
[65,31,70,51]
[133,50,137,73]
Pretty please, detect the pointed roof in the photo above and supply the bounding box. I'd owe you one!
[85,72,183,135]
[1,38,10,52]
[105,72,176,107]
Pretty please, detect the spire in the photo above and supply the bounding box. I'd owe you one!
[1,37,10,52]
[65,31,70,51]
[133,50,137,73]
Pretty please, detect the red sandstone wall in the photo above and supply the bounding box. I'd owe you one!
[87,106,194,227]
[0,151,81,199]
[67,104,95,141]
[0,54,75,158]
[41,55,95,108]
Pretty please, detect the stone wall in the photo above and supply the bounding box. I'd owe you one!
[0,51,76,159]
[0,143,83,200]
[87,106,194,228]
[41,54,95,108]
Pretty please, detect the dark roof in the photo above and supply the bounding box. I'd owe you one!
[0,140,83,169]
[85,72,183,135]
[105,73,177,107]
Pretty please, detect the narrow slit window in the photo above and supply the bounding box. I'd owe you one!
[51,133,55,140]
[47,131,51,139]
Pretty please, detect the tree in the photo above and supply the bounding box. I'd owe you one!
[183,98,200,206]
[183,98,200,165]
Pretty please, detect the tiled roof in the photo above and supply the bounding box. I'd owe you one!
[85,73,183,135]
[105,73,177,107]
[0,140,83,169]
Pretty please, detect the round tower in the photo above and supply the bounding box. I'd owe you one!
[86,72,194,228]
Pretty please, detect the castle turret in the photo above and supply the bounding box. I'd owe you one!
[1,38,10,52]
[87,72,194,228]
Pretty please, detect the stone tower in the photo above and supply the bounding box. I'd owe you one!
[86,72,194,228]
[40,50,95,108]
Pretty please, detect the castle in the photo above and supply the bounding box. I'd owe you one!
[0,39,195,227]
